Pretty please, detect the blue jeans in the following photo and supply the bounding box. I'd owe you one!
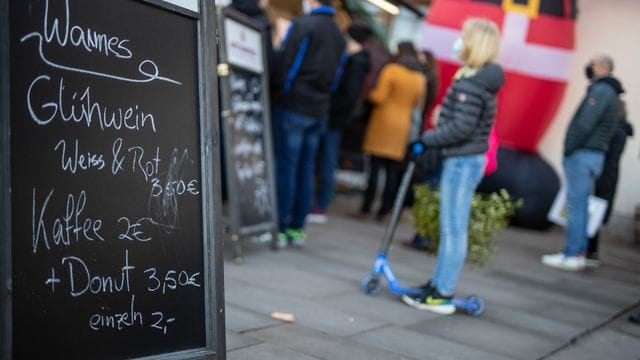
[432,154,485,295]
[563,150,604,256]
[315,128,342,211]
[272,107,326,231]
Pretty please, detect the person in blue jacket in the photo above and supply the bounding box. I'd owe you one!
[271,0,345,248]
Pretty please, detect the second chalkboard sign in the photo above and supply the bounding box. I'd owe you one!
[218,8,278,261]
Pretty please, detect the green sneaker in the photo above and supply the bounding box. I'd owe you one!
[401,287,455,315]
[276,232,288,249]
[286,228,306,247]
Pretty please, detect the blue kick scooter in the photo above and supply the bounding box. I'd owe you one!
[360,142,485,316]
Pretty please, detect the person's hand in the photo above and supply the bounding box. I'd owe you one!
[409,141,441,172]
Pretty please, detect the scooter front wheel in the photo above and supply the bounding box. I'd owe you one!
[464,296,485,317]
[360,275,382,295]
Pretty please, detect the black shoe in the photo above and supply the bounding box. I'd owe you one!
[348,210,370,220]
[629,312,640,324]
[401,234,430,251]
[418,280,434,294]
[585,252,600,268]
[401,239,428,251]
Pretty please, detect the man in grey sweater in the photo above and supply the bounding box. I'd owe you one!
[542,54,622,271]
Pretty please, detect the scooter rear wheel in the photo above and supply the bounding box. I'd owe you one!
[361,275,382,295]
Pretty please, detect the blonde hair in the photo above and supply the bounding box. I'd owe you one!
[459,18,501,68]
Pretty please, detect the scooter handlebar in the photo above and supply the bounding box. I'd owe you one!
[408,141,426,158]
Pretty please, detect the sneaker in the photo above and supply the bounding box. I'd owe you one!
[541,252,586,271]
[306,209,328,224]
[286,228,306,247]
[401,286,455,315]
[276,232,288,249]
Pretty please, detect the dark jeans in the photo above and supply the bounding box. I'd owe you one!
[314,128,342,211]
[361,155,401,216]
[272,106,326,231]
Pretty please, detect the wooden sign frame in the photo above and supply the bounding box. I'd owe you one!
[0,0,225,358]
[217,7,279,261]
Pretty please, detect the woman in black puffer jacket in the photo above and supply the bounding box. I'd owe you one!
[402,18,504,315]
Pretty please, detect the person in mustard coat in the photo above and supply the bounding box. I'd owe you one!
[358,42,425,221]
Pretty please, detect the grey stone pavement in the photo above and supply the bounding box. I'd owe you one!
[223,193,640,360]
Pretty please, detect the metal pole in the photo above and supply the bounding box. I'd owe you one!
[377,161,416,255]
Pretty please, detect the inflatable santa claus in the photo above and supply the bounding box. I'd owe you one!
[421,0,577,229]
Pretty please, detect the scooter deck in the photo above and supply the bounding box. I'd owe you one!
[400,286,485,317]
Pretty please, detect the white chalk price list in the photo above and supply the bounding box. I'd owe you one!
[22,0,202,336]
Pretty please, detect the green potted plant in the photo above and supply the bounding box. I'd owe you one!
[412,185,523,266]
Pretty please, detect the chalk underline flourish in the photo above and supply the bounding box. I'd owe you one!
[21,32,183,86]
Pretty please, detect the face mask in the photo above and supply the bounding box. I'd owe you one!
[452,37,463,58]
[585,64,594,79]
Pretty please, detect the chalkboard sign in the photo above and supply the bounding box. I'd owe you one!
[0,0,225,359]
[217,8,278,259]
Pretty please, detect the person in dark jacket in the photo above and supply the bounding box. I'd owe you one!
[271,0,346,248]
[307,22,372,224]
[418,50,441,125]
[542,54,622,271]
[338,29,390,173]
[401,19,504,315]
[585,100,633,266]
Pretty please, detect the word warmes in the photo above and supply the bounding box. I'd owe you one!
[42,0,132,59]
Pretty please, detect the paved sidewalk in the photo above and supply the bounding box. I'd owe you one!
[224,193,640,360]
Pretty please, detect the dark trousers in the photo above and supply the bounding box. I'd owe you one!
[361,155,401,216]
[272,107,325,231]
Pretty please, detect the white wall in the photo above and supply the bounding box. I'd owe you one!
[538,0,640,217]
[387,7,425,52]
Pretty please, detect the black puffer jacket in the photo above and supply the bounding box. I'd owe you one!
[421,63,504,157]
[564,76,623,156]
[329,49,370,129]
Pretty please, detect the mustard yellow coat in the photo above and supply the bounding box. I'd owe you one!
[362,63,426,161]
